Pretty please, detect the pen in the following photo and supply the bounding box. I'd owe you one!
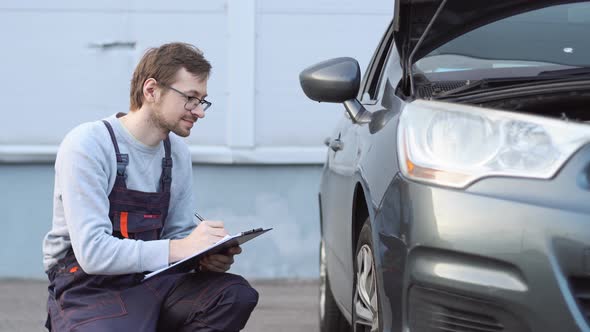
[194,212,205,222]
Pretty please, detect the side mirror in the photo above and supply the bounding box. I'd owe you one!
[299,57,360,103]
[299,57,371,124]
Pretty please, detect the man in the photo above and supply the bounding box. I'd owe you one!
[42,42,258,331]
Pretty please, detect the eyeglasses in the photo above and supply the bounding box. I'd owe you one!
[158,82,212,112]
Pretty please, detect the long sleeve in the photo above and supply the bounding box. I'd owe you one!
[54,122,169,275]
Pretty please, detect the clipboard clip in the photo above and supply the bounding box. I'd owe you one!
[243,228,264,235]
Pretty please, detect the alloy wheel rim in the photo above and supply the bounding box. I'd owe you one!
[319,240,326,323]
[354,244,379,332]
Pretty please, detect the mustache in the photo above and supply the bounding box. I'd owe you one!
[183,114,198,122]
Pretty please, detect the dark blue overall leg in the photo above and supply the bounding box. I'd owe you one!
[158,272,259,332]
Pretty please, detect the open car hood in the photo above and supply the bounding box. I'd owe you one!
[394,0,587,68]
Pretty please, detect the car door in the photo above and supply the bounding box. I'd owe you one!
[321,22,396,312]
[321,103,359,311]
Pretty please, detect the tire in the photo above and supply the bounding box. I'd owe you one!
[319,238,351,332]
[352,219,380,332]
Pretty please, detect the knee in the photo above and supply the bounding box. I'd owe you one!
[222,278,259,311]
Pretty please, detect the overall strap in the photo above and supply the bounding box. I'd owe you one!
[102,120,129,184]
[159,137,173,193]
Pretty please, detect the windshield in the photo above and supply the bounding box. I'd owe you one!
[414,2,590,76]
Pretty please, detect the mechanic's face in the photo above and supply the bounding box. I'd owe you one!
[152,68,208,137]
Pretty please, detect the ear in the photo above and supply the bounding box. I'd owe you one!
[143,78,159,103]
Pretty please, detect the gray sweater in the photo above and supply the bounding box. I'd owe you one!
[42,114,195,274]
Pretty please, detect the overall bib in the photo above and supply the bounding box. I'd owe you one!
[45,119,258,331]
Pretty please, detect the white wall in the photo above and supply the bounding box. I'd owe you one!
[0,0,392,164]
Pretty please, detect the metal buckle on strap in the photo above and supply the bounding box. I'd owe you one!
[162,158,173,168]
[161,158,173,182]
[117,154,129,176]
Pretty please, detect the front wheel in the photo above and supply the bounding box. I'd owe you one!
[352,219,380,332]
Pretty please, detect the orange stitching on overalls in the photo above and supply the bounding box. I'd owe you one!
[144,280,163,300]
[68,292,128,331]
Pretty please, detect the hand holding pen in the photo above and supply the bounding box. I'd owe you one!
[192,211,242,272]
[169,212,228,264]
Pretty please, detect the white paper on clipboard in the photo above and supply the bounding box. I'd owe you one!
[143,228,272,281]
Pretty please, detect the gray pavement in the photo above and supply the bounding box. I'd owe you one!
[0,278,319,332]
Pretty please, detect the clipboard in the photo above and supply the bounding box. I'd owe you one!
[142,227,272,281]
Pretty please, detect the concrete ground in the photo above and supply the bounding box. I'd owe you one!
[0,278,319,332]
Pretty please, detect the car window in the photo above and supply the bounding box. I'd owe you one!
[374,45,402,101]
[359,21,394,104]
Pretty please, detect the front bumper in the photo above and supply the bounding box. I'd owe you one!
[374,144,590,332]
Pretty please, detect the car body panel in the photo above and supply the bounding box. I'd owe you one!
[370,144,590,331]
[321,34,408,319]
[321,115,359,313]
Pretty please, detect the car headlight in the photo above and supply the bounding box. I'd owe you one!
[398,100,590,188]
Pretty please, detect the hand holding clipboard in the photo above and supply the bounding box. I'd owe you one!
[143,213,271,281]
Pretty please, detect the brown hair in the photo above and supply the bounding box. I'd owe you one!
[130,42,212,110]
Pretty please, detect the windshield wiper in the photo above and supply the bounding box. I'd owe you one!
[433,69,590,100]
[432,76,542,99]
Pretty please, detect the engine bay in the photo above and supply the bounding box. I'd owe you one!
[415,80,590,124]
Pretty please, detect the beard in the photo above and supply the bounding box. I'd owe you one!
[150,104,192,138]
